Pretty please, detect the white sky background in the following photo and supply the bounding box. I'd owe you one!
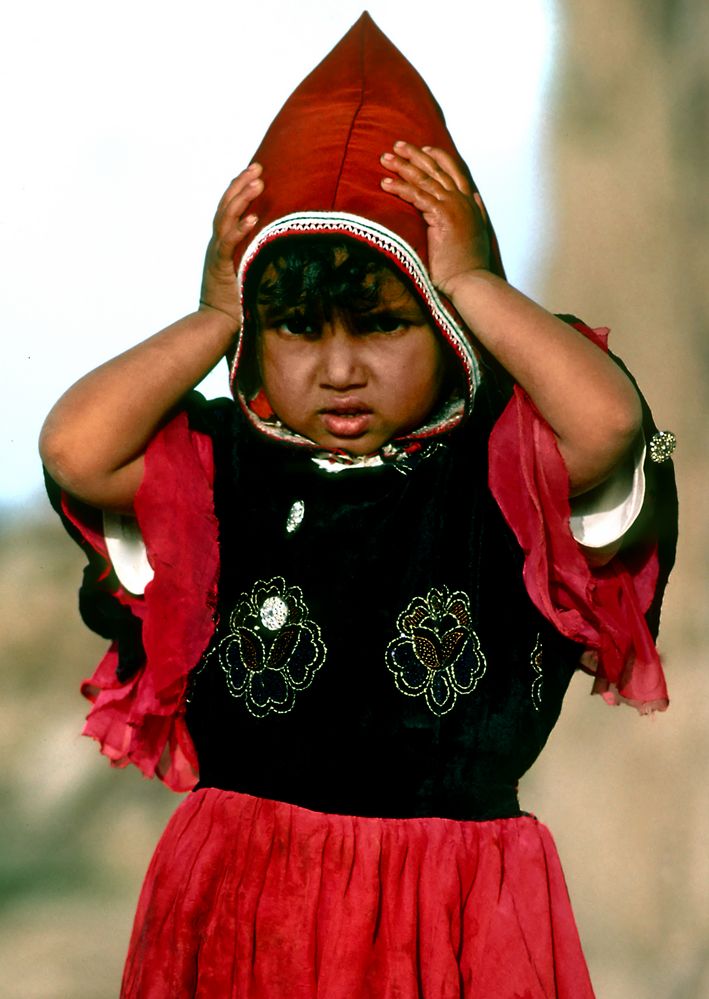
[1,0,556,510]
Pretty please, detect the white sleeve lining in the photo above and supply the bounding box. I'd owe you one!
[569,435,646,549]
[103,512,154,595]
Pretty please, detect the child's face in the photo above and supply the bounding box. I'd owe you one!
[257,267,445,455]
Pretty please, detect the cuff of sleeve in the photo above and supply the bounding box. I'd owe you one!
[103,512,154,595]
[569,434,646,549]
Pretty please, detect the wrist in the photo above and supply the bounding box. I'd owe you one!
[437,266,497,303]
[198,299,241,333]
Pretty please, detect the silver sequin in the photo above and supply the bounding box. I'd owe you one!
[260,595,289,631]
[649,430,676,464]
[286,500,305,533]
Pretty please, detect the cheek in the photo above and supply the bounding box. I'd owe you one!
[408,337,446,401]
[386,336,446,425]
[260,335,293,391]
[259,338,315,421]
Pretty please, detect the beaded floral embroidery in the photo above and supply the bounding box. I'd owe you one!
[208,576,326,718]
[530,634,543,712]
[386,586,487,716]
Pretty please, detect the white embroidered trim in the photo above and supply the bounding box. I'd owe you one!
[530,634,543,712]
[311,453,388,474]
[103,512,153,596]
[231,211,481,449]
[569,435,646,548]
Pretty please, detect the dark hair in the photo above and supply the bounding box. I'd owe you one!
[244,234,405,320]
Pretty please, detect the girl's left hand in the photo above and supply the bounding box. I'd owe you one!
[380,141,491,299]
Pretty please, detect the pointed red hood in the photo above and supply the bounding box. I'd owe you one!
[231,12,505,450]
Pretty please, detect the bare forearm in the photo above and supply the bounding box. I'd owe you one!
[446,270,642,493]
[39,307,237,510]
[39,166,264,511]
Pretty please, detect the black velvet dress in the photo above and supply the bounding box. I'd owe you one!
[184,376,583,822]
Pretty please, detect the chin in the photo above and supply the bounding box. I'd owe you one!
[328,431,394,455]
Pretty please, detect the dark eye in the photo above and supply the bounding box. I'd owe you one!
[277,313,318,336]
[358,313,408,334]
[372,315,406,333]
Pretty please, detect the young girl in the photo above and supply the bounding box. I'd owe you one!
[41,13,677,998]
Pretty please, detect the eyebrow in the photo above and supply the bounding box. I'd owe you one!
[257,303,316,326]
[256,297,427,327]
[356,302,428,324]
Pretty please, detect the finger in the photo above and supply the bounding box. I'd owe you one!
[473,192,489,226]
[218,176,264,229]
[380,153,451,202]
[214,164,264,227]
[380,175,446,214]
[387,141,457,192]
[212,192,263,258]
[420,146,471,196]
[214,213,260,259]
[215,163,262,212]
[217,181,263,233]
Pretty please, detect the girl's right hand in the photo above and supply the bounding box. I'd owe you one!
[199,163,264,325]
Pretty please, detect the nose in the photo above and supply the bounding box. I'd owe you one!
[318,322,367,390]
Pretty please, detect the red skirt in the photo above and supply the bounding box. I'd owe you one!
[122,789,595,998]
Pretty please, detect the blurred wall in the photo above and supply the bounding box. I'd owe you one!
[522,2,708,997]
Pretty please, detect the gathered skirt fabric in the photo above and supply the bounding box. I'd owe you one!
[121,788,595,998]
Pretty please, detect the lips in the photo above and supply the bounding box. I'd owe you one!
[319,398,373,438]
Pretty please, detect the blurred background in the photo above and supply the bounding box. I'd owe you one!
[1,1,706,996]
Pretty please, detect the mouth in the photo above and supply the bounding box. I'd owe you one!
[319,399,374,438]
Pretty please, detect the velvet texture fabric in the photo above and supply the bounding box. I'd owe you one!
[122,789,594,999]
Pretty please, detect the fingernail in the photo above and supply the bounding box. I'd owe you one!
[394,140,406,148]
[381,177,393,185]
[245,214,258,224]
[381,152,394,161]
[422,145,432,152]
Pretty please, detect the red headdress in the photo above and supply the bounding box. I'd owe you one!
[230,12,505,448]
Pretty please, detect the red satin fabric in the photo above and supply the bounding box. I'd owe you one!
[237,12,505,280]
[122,790,595,998]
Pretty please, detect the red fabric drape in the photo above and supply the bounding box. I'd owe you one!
[488,322,668,712]
[70,409,219,790]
